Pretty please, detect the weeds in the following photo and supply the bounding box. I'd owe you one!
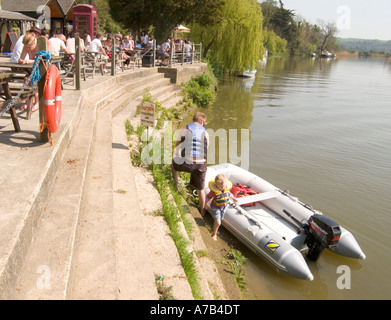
[221,248,248,292]
[127,89,203,299]
[182,73,216,108]
[155,275,175,300]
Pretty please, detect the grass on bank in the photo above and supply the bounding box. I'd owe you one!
[125,71,248,298]
[125,73,217,299]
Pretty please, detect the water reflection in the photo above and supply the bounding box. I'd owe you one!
[204,76,254,132]
[205,56,391,299]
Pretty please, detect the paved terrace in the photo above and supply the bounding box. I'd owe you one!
[0,62,212,299]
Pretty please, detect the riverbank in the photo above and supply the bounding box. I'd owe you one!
[337,50,391,59]
[125,72,249,299]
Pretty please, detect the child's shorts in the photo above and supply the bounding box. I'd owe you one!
[209,206,226,222]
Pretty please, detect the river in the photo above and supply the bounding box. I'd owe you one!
[201,56,391,300]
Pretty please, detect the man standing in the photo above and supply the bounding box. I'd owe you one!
[172,112,209,216]
[158,38,171,66]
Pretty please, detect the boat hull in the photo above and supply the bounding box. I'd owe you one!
[204,163,365,280]
[237,69,257,78]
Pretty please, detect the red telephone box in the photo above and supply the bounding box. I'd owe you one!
[72,4,98,41]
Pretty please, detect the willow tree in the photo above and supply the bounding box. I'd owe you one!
[189,0,264,72]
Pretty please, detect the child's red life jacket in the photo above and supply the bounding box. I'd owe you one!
[231,183,258,207]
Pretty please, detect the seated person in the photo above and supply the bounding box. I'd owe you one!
[121,35,134,67]
[9,26,41,63]
[87,34,109,73]
[17,33,39,112]
[48,34,70,56]
[66,32,85,54]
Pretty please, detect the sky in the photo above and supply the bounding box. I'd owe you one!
[281,0,391,40]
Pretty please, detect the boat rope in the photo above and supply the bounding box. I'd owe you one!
[30,51,51,87]
[0,52,50,117]
[0,52,54,140]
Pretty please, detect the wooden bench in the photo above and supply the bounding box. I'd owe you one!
[0,72,20,131]
[114,50,125,72]
[82,51,107,78]
[59,55,77,87]
[130,50,142,69]
[4,81,37,120]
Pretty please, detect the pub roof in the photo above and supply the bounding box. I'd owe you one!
[1,0,75,16]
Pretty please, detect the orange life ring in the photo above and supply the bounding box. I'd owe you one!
[44,65,61,133]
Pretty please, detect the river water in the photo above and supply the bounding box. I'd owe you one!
[202,57,391,300]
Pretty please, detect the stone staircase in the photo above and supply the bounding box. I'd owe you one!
[8,68,187,299]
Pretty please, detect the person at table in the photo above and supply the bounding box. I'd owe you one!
[48,34,70,56]
[141,31,148,48]
[103,34,113,55]
[87,34,109,73]
[17,32,38,65]
[122,35,134,53]
[66,32,85,54]
[9,26,42,64]
[17,33,39,112]
[121,35,134,68]
[85,32,92,47]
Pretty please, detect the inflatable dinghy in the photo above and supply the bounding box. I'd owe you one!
[204,163,366,281]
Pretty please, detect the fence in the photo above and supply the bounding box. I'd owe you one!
[56,37,202,90]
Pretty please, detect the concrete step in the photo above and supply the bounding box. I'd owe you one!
[12,96,100,299]
[0,80,117,300]
[10,69,183,299]
[65,93,120,299]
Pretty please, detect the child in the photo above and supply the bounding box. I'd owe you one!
[206,174,236,241]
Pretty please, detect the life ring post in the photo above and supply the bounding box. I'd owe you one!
[37,36,50,143]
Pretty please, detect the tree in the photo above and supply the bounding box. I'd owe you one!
[189,0,264,72]
[317,20,338,52]
[108,0,225,42]
[260,0,298,54]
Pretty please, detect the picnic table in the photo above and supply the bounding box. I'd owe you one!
[0,59,33,73]
[0,72,20,132]
[0,60,38,121]
[82,51,107,78]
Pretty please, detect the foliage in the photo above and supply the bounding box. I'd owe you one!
[78,0,126,34]
[150,162,203,299]
[155,275,175,300]
[263,28,287,55]
[219,248,248,292]
[260,0,338,56]
[183,73,216,108]
[337,38,391,54]
[108,0,224,42]
[189,0,264,72]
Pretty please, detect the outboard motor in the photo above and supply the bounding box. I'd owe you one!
[305,214,341,261]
